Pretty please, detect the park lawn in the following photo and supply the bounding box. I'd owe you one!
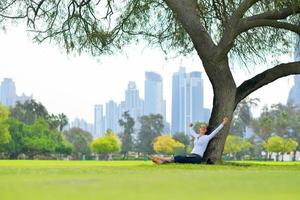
[0,160,299,200]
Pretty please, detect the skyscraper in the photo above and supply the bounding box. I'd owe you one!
[288,37,300,106]
[144,72,165,119]
[189,71,204,122]
[171,67,185,133]
[125,81,144,120]
[0,78,32,107]
[171,67,206,134]
[0,78,16,107]
[105,100,119,132]
[118,101,126,123]
[94,104,105,138]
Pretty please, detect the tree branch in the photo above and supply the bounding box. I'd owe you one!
[217,4,300,59]
[231,0,260,20]
[244,6,300,21]
[163,0,217,61]
[239,19,300,35]
[236,61,300,104]
[0,0,18,12]
[216,0,259,60]
[237,6,300,36]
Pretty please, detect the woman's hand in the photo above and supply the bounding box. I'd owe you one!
[188,123,193,128]
[222,117,229,126]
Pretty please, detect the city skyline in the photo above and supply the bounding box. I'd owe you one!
[4,59,300,137]
[1,56,297,124]
[0,68,208,136]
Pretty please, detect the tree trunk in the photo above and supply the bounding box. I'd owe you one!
[9,152,18,160]
[265,152,268,161]
[203,102,235,162]
[293,150,297,161]
[234,153,237,160]
[202,58,236,163]
[276,153,279,161]
[123,152,127,160]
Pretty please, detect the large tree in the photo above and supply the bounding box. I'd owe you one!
[1,0,300,162]
[63,127,93,159]
[22,119,56,158]
[118,111,135,159]
[91,129,121,160]
[137,114,164,154]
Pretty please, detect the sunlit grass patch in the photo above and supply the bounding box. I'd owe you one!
[0,160,299,200]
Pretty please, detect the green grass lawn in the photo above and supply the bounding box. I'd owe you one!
[0,160,300,200]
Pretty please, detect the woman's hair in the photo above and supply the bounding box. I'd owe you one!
[199,122,208,127]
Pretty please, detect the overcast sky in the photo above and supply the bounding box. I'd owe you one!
[0,25,295,123]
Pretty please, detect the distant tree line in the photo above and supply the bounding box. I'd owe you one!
[0,100,71,159]
[0,100,188,160]
[1,98,299,161]
[223,99,300,161]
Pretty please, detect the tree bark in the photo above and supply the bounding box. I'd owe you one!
[202,58,237,163]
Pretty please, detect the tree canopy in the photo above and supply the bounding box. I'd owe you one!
[223,135,252,159]
[10,99,68,131]
[91,129,121,159]
[153,135,185,155]
[137,114,164,154]
[0,0,298,62]
[63,127,93,159]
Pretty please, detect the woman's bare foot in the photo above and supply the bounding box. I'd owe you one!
[151,155,174,164]
[151,156,163,164]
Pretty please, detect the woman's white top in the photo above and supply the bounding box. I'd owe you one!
[189,124,224,157]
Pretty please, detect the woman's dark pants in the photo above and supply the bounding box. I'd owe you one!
[174,154,202,164]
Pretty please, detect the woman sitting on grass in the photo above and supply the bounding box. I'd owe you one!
[151,117,229,164]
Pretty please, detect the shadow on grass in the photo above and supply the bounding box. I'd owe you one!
[222,161,252,167]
